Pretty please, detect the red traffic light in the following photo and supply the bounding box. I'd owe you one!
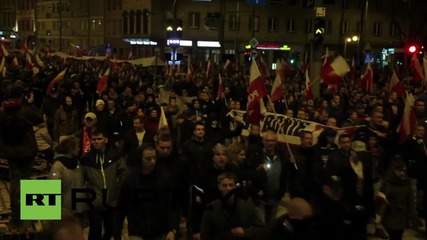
[407,44,419,54]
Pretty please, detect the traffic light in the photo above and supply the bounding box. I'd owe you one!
[406,44,419,54]
[314,17,326,48]
[166,19,183,40]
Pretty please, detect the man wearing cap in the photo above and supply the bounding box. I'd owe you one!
[75,112,97,154]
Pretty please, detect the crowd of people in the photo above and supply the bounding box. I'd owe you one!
[0,52,426,240]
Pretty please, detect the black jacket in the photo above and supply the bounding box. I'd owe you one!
[122,129,155,168]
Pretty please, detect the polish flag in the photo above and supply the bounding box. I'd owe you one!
[158,106,169,132]
[397,92,416,143]
[389,71,405,97]
[25,53,33,69]
[360,62,374,94]
[97,68,110,97]
[216,74,225,100]
[35,53,45,68]
[259,56,270,78]
[187,55,194,80]
[410,54,424,82]
[69,43,82,57]
[46,69,67,95]
[1,44,9,57]
[20,41,29,54]
[247,60,268,124]
[305,68,313,100]
[223,59,231,71]
[206,58,212,80]
[270,59,285,102]
[12,56,18,66]
[321,55,349,86]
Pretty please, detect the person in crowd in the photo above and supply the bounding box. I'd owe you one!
[377,159,417,240]
[247,130,288,225]
[41,87,62,138]
[80,127,127,240]
[122,115,155,168]
[200,172,264,240]
[116,146,180,240]
[94,99,109,134]
[54,96,79,143]
[48,137,86,221]
[42,213,85,240]
[0,84,44,230]
[34,114,55,164]
[75,112,97,155]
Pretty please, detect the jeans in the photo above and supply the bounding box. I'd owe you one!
[253,198,280,225]
[8,157,33,225]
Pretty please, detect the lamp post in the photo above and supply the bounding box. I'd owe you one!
[344,35,359,59]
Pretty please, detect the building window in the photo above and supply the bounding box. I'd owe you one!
[249,16,259,32]
[305,19,313,33]
[341,21,349,35]
[268,17,278,32]
[142,10,148,34]
[123,11,128,34]
[323,0,335,4]
[229,15,239,31]
[302,0,315,8]
[373,21,382,36]
[287,18,295,32]
[81,20,88,30]
[129,11,134,34]
[356,21,365,34]
[136,10,141,34]
[390,21,398,37]
[188,12,200,29]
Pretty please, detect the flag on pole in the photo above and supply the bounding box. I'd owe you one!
[360,62,374,94]
[206,58,212,80]
[259,56,270,78]
[305,68,313,100]
[12,56,18,66]
[25,53,33,69]
[270,59,285,102]
[216,74,225,100]
[35,53,45,68]
[187,55,194,80]
[97,68,110,97]
[397,92,416,143]
[389,71,405,97]
[158,106,169,132]
[223,59,231,72]
[247,60,268,124]
[0,57,4,73]
[410,53,424,82]
[1,44,9,57]
[46,69,67,95]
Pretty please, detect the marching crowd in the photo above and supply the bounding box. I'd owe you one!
[0,53,427,240]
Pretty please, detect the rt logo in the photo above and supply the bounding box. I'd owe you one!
[20,180,61,220]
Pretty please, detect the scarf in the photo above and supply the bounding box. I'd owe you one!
[82,127,91,154]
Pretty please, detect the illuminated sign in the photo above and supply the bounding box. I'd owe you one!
[245,44,291,51]
[167,40,192,47]
[197,41,221,48]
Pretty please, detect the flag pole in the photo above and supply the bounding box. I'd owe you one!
[283,134,298,170]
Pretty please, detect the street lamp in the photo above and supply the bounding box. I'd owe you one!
[344,35,359,59]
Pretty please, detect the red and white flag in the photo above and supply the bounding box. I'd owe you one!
[389,71,405,97]
[46,69,67,95]
[321,55,349,86]
[187,55,194,80]
[247,60,268,124]
[360,62,374,93]
[35,53,45,68]
[410,53,424,82]
[259,56,270,78]
[216,74,225,100]
[1,44,9,57]
[12,56,18,66]
[97,68,110,97]
[0,57,5,73]
[20,41,29,55]
[397,92,416,143]
[223,59,231,72]
[25,53,33,69]
[158,106,169,132]
[270,59,285,102]
[305,68,313,100]
[206,58,212,80]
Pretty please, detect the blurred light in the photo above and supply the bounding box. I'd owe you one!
[166,26,173,31]
[352,36,359,41]
[409,46,417,53]
[197,41,220,47]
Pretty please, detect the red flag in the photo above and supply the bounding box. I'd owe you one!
[389,71,405,97]
[187,55,194,80]
[410,54,424,81]
[216,74,225,100]
[321,56,349,86]
[46,69,67,95]
[259,56,270,78]
[270,59,285,102]
[360,62,374,94]
[97,68,110,97]
[397,92,416,143]
[20,41,29,54]
[206,59,212,80]
[247,60,268,124]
